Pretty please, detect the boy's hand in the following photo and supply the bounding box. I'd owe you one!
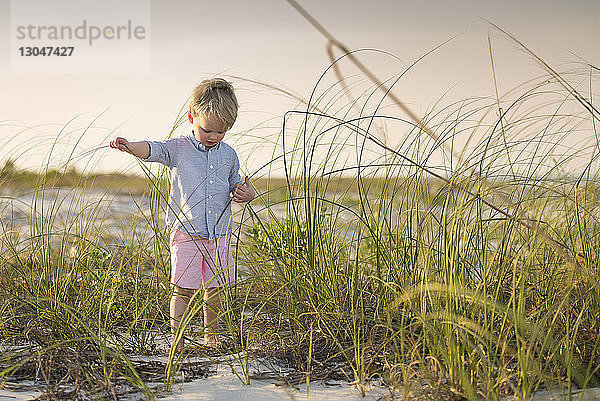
[233,176,256,203]
[110,137,131,153]
[110,138,150,159]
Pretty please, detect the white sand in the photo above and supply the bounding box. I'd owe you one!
[528,388,600,401]
[2,352,598,401]
[163,366,390,401]
[148,354,391,401]
[0,389,41,400]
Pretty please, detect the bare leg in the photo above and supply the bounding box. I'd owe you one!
[170,286,194,353]
[204,287,221,346]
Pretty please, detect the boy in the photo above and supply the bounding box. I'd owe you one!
[110,78,255,352]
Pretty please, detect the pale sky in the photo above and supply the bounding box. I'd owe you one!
[1,0,599,176]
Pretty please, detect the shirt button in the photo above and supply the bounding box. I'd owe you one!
[210,165,214,169]
[209,195,213,199]
[209,180,213,184]
[208,209,212,214]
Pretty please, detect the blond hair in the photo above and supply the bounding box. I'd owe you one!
[189,78,239,131]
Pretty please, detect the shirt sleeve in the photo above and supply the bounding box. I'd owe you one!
[229,151,243,192]
[143,138,179,167]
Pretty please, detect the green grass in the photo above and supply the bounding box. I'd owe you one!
[1,47,599,400]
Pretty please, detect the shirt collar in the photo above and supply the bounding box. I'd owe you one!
[190,130,221,151]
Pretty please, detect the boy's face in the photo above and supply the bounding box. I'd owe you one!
[189,112,226,149]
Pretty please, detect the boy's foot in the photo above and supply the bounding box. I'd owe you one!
[168,335,186,356]
[201,337,222,348]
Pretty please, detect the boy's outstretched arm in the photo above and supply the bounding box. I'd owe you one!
[110,137,150,159]
[233,176,256,203]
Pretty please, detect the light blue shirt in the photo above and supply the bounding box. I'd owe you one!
[143,133,242,239]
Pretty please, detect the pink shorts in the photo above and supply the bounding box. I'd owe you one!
[170,229,235,289]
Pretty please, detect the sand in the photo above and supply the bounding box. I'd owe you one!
[2,351,598,401]
[165,373,389,401]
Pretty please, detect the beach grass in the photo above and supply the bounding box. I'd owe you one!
[1,46,600,400]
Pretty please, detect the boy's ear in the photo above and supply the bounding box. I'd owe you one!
[188,112,194,124]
